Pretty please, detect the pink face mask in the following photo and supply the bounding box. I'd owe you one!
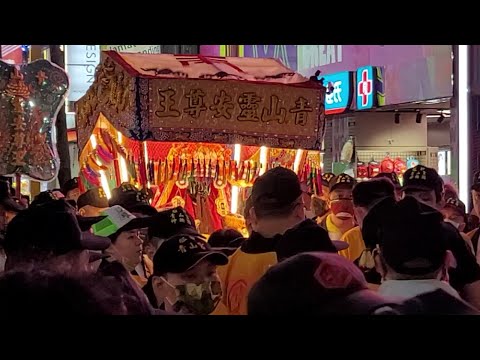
[330,200,354,220]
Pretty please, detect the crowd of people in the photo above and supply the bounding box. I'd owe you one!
[0,163,479,315]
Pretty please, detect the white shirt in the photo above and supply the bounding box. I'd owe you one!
[378,279,460,300]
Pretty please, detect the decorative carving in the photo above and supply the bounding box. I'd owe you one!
[0,59,69,181]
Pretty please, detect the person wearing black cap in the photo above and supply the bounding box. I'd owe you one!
[62,177,81,203]
[441,197,474,254]
[145,206,201,261]
[142,234,228,315]
[402,165,444,209]
[318,173,356,241]
[364,191,480,310]
[248,252,398,315]
[3,199,111,274]
[77,186,109,217]
[219,167,341,315]
[375,172,402,199]
[341,178,395,268]
[109,182,157,216]
[373,196,461,301]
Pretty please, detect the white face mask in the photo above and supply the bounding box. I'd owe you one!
[444,218,461,230]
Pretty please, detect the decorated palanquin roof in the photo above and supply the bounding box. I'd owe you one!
[105,52,309,84]
[76,51,326,156]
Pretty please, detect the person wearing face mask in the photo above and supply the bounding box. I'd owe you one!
[143,234,228,315]
[318,174,356,241]
[364,191,480,310]
[372,197,461,301]
[442,197,474,254]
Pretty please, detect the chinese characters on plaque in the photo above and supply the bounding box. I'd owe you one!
[149,79,320,139]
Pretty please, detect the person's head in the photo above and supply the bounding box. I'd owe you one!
[375,172,402,199]
[327,174,356,224]
[93,205,153,270]
[250,167,305,237]
[367,196,451,282]
[402,165,444,209]
[0,269,127,315]
[148,235,228,314]
[352,178,396,228]
[471,171,480,216]
[320,172,335,200]
[146,207,200,261]
[3,199,111,274]
[248,252,395,315]
[109,183,157,217]
[442,197,467,233]
[62,177,81,202]
[77,186,109,217]
[208,228,244,255]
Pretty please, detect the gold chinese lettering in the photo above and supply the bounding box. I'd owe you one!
[290,97,313,126]
[237,92,261,122]
[262,95,287,124]
[210,90,234,119]
[155,89,180,118]
[184,89,207,119]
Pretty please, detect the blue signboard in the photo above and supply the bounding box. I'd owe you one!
[319,71,353,115]
[356,66,375,110]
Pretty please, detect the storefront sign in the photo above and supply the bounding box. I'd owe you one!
[320,71,353,115]
[148,78,323,149]
[65,45,100,102]
[356,66,375,110]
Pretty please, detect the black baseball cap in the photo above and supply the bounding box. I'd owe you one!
[352,178,395,208]
[148,207,199,240]
[77,187,109,209]
[402,165,442,192]
[152,235,228,275]
[30,191,106,232]
[109,183,157,215]
[472,171,480,191]
[367,196,448,276]
[248,252,395,315]
[4,199,111,257]
[321,172,335,187]
[444,197,466,216]
[329,173,356,192]
[62,177,79,195]
[275,219,347,261]
[0,180,24,212]
[251,167,302,213]
[375,172,401,188]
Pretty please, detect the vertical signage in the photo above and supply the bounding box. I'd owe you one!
[320,71,353,115]
[65,45,100,102]
[356,66,375,110]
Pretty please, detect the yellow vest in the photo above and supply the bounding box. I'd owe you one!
[219,248,277,315]
[339,226,366,262]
